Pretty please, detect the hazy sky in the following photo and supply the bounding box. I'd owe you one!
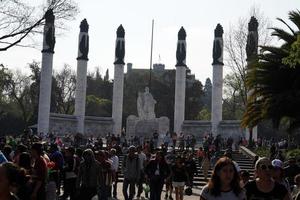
[1,0,299,83]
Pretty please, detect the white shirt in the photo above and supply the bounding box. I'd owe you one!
[111,155,119,172]
[138,152,146,170]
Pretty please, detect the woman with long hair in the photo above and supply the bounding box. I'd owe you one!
[200,157,245,200]
[76,149,101,200]
[171,156,188,200]
[0,162,27,200]
[145,151,170,200]
[244,157,290,200]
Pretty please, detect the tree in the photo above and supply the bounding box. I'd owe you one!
[222,74,244,119]
[54,64,76,114]
[202,78,212,111]
[0,0,78,51]
[104,69,109,81]
[185,80,204,120]
[85,95,112,117]
[3,69,33,126]
[224,6,273,112]
[242,10,300,134]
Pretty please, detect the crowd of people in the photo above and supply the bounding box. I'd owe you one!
[0,131,299,200]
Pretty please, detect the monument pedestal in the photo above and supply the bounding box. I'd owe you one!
[126,115,169,140]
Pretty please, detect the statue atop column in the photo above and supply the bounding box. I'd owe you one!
[246,16,259,61]
[77,19,89,60]
[42,9,55,53]
[212,24,224,65]
[114,24,125,65]
[176,27,187,67]
[137,87,156,120]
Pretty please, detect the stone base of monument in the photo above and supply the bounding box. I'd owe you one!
[126,115,169,141]
[48,113,113,136]
[182,120,246,141]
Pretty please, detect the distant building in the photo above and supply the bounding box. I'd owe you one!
[125,62,197,88]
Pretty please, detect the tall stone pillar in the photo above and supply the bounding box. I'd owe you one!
[211,24,224,137]
[74,19,89,134]
[174,27,187,134]
[112,25,125,135]
[37,10,55,134]
[246,17,259,141]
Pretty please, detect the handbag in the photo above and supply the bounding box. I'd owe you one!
[185,187,192,196]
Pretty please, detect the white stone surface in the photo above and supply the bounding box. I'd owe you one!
[74,60,88,134]
[174,66,186,134]
[37,53,53,133]
[112,64,124,135]
[211,64,223,136]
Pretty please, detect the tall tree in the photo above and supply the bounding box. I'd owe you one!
[202,78,212,111]
[224,6,273,113]
[54,64,76,114]
[0,0,78,51]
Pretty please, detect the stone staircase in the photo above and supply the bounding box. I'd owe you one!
[117,149,255,191]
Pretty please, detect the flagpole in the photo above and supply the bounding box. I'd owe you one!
[149,19,154,91]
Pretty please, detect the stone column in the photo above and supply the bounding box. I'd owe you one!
[112,25,125,135]
[246,17,259,141]
[37,10,55,134]
[174,27,187,134]
[211,24,224,137]
[74,19,89,134]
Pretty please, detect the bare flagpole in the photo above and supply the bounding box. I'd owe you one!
[149,19,154,91]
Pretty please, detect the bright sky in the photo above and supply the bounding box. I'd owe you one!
[1,0,299,83]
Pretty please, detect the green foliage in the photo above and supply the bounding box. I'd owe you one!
[86,95,112,117]
[243,10,300,133]
[282,35,300,68]
[196,107,211,120]
[286,148,300,159]
[254,146,270,157]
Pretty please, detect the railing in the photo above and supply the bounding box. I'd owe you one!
[239,145,257,160]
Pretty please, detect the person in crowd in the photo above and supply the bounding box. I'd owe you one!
[270,144,277,160]
[136,146,146,199]
[0,162,27,200]
[153,131,159,149]
[0,149,8,164]
[96,150,112,200]
[185,153,197,187]
[291,174,300,199]
[171,156,188,200]
[244,157,290,200]
[62,147,79,200]
[3,145,12,162]
[145,151,170,200]
[163,132,171,149]
[272,159,291,193]
[202,152,211,181]
[172,132,177,149]
[13,144,27,164]
[110,148,119,199]
[240,170,250,188]
[76,149,100,200]
[197,147,204,165]
[49,143,64,195]
[165,149,176,200]
[178,133,185,151]
[30,142,48,200]
[200,157,245,200]
[122,145,141,200]
[285,157,300,187]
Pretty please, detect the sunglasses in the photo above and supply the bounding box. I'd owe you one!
[260,165,273,170]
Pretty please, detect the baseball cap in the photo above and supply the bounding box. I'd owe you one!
[272,159,283,169]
